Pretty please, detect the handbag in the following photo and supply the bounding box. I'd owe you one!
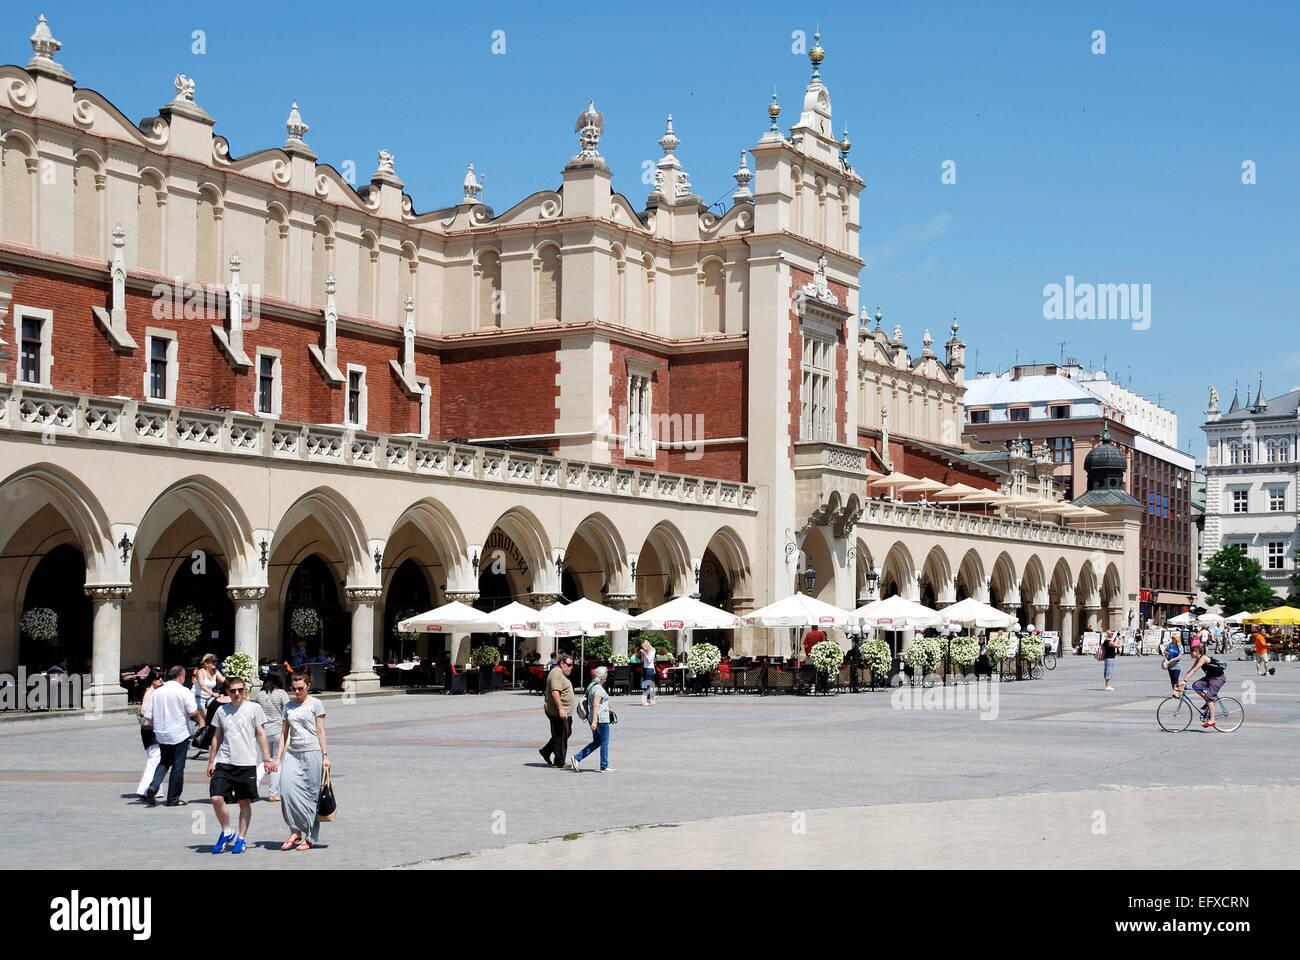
[191,723,214,750]
[137,715,153,730]
[317,766,337,822]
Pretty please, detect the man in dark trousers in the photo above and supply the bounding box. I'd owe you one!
[539,654,575,769]
[846,635,863,693]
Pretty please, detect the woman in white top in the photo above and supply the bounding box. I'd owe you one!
[134,668,165,797]
[275,670,329,851]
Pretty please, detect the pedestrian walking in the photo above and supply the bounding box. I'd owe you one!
[255,673,289,801]
[206,677,275,854]
[571,666,613,772]
[1253,629,1274,676]
[538,654,575,769]
[1102,630,1119,690]
[846,635,863,693]
[191,654,225,752]
[640,639,658,706]
[275,670,328,851]
[1161,634,1183,692]
[142,666,207,806]
[134,667,164,798]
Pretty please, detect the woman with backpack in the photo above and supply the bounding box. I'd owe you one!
[570,665,613,773]
[1178,646,1227,728]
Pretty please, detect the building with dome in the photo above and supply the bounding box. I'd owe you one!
[0,16,1137,704]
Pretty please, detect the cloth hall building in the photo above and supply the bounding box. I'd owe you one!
[0,17,1138,706]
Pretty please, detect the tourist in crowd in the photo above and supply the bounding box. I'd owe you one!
[640,638,658,706]
[206,676,275,854]
[1102,629,1120,691]
[289,641,307,668]
[1161,633,1184,693]
[538,654,575,769]
[48,658,67,675]
[143,666,206,806]
[192,654,225,731]
[134,667,164,798]
[1253,628,1273,677]
[255,672,289,801]
[571,665,613,773]
[276,670,328,851]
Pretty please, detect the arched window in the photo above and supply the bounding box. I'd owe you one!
[399,242,417,308]
[73,154,103,259]
[311,217,332,306]
[610,245,626,325]
[263,204,287,299]
[1,134,35,244]
[477,249,502,328]
[700,259,725,334]
[195,186,221,284]
[538,245,561,322]
[136,171,166,274]
[357,231,378,318]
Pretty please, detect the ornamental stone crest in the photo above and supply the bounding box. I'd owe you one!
[30,14,61,61]
[799,255,839,307]
[463,163,483,203]
[377,149,395,174]
[573,99,604,161]
[173,75,196,102]
[286,102,308,142]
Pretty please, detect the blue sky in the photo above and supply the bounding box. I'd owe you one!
[11,2,1298,457]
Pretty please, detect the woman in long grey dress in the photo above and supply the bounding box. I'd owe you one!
[275,670,328,851]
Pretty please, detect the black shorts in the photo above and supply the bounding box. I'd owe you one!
[209,763,259,802]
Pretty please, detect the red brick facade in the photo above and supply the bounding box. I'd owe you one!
[439,340,560,444]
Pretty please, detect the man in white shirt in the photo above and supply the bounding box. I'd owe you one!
[205,677,275,854]
[142,666,206,806]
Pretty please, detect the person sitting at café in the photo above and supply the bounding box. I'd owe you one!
[289,640,307,668]
[48,658,68,676]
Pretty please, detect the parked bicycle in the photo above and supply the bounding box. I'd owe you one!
[1156,683,1243,733]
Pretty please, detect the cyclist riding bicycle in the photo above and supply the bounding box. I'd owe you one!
[1176,647,1227,728]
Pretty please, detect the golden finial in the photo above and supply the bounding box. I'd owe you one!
[809,27,825,80]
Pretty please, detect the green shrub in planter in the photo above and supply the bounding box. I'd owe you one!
[985,635,1011,663]
[470,646,501,668]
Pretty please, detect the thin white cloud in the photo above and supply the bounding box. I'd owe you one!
[863,214,953,268]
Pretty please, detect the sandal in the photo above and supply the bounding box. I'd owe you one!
[295,840,312,851]
[280,835,302,851]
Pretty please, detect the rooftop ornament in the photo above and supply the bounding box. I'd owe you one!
[173,74,196,103]
[30,14,61,61]
[462,163,483,203]
[572,99,605,163]
[732,150,753,202]
[768,88,781,133]
[285,102,309,143]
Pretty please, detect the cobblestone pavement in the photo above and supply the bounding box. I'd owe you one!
[1,655,1295,869]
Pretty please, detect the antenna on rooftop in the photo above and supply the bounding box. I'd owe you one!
[1057,340,1069,363]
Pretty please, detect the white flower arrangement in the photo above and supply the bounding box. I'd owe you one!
[19,607,58,642]
[290,607,320,638]
[808,639,844,676]
[861,639,892,680]
[985,635,1011,663]
[686,642,721,677]
[905,637,942,675]
[222,652,258,688]
[1018,635,1045,663]
[948,635,980,668]
[610,654,629,667]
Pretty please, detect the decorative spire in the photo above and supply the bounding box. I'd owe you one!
[377,149,395,174]
[173,74,196,103]
[875,307,883,329]
[731,150,753,203]
[768,87,781,133]
[922,329,935,356]
[463,163,483,203]
[572,98,605,163]
[1227,381,1242,414]
[809,28,825,81]
[838,126,852,167]
[1100,417,1111,444]
[1253,373,1267,411]
[658,115,679,157]
[285,102,308,143]
[30,14,60,61]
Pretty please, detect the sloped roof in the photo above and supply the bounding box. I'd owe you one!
[1073,488,1142,508]
[963,374,1100,407]
[1216,387,1300,423]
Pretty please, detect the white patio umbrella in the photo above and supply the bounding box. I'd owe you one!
[488,601,541,688]
[1196,612,1225,626]
[745,592,853,662]
[1225,611,1251,624]
[853,593,946,629]
[868,472,921,499]
[931,482,982,500]
[1166,611,1195,626]
[399,600,501,634]
[941,596,1015,629]
[636,595,743,631]
[537,598,647,683]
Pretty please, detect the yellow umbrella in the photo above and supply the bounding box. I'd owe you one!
[1242,606,1300,626]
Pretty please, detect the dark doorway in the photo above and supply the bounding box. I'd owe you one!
[20,544,92,672]
[384,558,432,662]
[282,554,346,661]
[163,555,234,665]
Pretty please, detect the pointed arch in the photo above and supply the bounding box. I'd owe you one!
[880,541,917,600]
[132,477,258,586]
[272,487,370,584]
[637,520,692,602]
[485,506,554,594]
[956,549,986,602]
[0,463,116,580]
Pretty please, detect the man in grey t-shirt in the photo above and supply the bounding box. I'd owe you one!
[206,678,275,854]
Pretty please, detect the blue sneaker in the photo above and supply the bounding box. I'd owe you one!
[231,836,247,854]
[212,831,235,854]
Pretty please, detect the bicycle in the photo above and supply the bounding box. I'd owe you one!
[1156,682,1244,733]
[1042,650,1057,670]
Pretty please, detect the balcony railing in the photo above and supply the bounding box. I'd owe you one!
[0,385,757,512]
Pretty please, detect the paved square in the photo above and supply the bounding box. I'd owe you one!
[1,656,1296,869]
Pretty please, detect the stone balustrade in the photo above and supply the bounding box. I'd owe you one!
[0,384,757,512]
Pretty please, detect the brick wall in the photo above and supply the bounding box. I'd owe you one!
[663,348,747,480]
[438,339,560,445]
